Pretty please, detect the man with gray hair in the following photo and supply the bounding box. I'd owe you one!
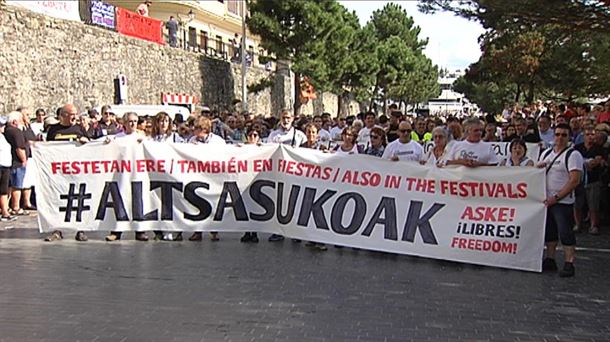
[3,111,29,216]
[442,117,499,167]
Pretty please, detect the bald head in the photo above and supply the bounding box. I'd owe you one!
[59,104,78,126]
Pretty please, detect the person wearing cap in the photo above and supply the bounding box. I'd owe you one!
[0,116,15,222]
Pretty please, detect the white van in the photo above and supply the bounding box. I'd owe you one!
[94,105,190,120]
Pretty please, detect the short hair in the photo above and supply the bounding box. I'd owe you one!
[195,116,212,131]
[555,123,571,134]
[509,138,527,154]
[7,111,22,123]
[431,126,448,139]
[341,126,358,144]
[463,117,483,133]
[122,112,138,123]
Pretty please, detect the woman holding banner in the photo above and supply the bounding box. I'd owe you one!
[364,127,386,157]
[299,123,328,251]
[188,117,226,242]
[240,126,263,243]
[332,127,362,155]
[422,127,449,167]
[499,138,534,167]
[151,112,185,241]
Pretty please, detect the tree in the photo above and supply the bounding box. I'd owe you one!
[247,0,351,115]
[418,0,610,34]
[365,3,438,112]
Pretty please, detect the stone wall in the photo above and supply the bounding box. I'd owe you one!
[0,3,287,115]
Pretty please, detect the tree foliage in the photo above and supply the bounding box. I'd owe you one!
[248,1,440,115]
[422,0,610,112]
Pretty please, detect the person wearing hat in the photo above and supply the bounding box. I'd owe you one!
[99,105,119,136]
[0,116,15,222]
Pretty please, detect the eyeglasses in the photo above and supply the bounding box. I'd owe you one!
[248,132,259,137]
[399,129,412,133]
[555,133,569,137]
[433,135,445,139]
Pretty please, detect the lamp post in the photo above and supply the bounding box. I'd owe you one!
[241,1,248,112]
[177,9,195,50]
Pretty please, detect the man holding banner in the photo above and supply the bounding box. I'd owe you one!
[443,118,499,167]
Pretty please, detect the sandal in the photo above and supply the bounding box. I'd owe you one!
[10,208,29,216]
[188,232,202,241]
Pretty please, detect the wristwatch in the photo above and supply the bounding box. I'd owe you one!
[553,194,560,201]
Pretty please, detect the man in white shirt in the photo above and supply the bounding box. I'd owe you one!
[537,123,583,278]
[267,110,306,147]
[357,112,381,147]
[444,117,499,167]
[382,121,424,162]
[330,117,347,142]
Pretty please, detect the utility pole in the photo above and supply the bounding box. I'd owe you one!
[241,0,248,112]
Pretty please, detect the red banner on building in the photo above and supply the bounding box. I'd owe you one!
[115,7,164,44]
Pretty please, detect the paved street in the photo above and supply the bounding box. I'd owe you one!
[1,214,610,342]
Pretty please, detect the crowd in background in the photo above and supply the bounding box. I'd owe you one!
[1,99,609,251]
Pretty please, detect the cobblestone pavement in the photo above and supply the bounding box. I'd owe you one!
[1,214,610,342]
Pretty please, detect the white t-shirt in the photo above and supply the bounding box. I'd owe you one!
[267,126,307,147]
[538,147,584,204]
[187,133,226,145]
[113,131,147,142]
[334,144,360,155]
[357,125,381,147]
[0,134,13,168]
[330,126,345,141]
[318,128,332,145]
[382,139,424,162]
[30,122,44,138]
[446,140,499,165]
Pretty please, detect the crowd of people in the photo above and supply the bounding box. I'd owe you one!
[1,99,610,277]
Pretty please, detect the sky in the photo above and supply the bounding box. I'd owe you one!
[339,1,485,71]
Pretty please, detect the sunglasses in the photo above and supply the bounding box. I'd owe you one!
[399,129,412,133]
[555,133,569,137]
[248,132,259,137]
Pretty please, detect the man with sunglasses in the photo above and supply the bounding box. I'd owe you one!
[381,121,424,162]
[443,118,498,167]
[537,123,583,277]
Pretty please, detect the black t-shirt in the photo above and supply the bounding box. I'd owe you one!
[4,126,27,168]
[575,143,606,182]
[46,124,87,142]
[386,123,400,143]
[22,126,36,158]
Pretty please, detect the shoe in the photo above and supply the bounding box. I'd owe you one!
[189,232,202,241]
[135,232,149,241]
[173,232,183,241]
[154,232,164,241]
[240,233,252,243]
[572,224,580,232]
[0,215,16,222]
[291,239,302,243]
[44,230,63,242]
[75,231,88,242]
[542,258,557,271]
[24,205,37,211]
[334,245,344,249]
[316,244,328,251]
[105,233,120,242]
[209,232,219,241]
[268,234,284,242]
[559,262,575,278]
[305,241,316,247]
[251,233,259,243]
[589,226,600,235]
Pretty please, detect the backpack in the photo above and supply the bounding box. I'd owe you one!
[541,147,587,188]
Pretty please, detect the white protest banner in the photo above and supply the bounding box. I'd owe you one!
[7,1,81,22]
[33,141,547,272]
[423,141,541,162]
